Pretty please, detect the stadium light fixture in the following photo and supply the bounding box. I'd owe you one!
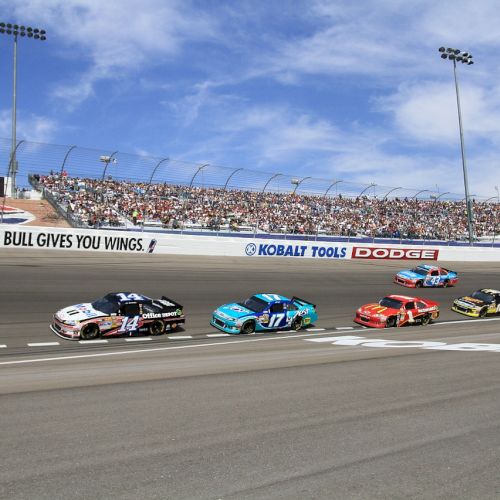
[438,46,475,244]
[292,176,311,194]
[0,22,46,197]
[100,152,118,180]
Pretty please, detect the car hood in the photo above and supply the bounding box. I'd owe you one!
[397,270,422,280]
[358,303,397,317]
[56,303,106,323]
[215,303,256,320]
[454,296,487,308]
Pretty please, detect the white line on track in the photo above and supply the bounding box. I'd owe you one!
[78,340,108,344]
[168,335,192,340]
[336,327,354,330]
[206,333,231,337]
[0,345,6,349]
[434,317,500,326]
[306,328,325,331]
[0,330,358,366]
[125,337,152,342]
[28,342,60,347]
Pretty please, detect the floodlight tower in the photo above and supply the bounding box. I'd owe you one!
[0,22,47,197]
[438,46,474,244]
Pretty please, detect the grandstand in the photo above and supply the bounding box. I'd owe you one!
[1,138,499,242]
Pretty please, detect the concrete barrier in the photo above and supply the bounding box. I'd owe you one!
[1,224,500,261]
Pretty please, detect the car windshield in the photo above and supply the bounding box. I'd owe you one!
[238,296,269,312]
[91,297,119,314]
[410,266,429,276]
[379,297,403,309]
[470,291,494,303]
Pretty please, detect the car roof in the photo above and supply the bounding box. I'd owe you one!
[104,292,152,304]
[415,264,436,271]
[253,293,290,303]
[386,294,419,302]
[480,288,500,294]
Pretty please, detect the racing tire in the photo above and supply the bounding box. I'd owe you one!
[415,281,423,288]
[80,323,100,340]
[479,308,488,318]
[443,280,449,288]
[149,320,165,336]
[420,314,430,326]
[240,320,255,335]
[385,317,397,328]
[291,317,303,331]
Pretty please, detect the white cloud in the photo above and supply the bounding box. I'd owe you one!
[0,109,56,143]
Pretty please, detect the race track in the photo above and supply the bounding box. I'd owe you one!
[1,250,500,499]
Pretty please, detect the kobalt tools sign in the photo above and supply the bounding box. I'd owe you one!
[245,242,348,258]
[352,247,439,260]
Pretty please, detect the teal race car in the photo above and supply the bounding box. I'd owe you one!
[210,293,318,334]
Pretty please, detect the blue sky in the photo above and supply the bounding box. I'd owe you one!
[1,0,500,198]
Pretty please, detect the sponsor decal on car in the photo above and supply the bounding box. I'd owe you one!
[352,247,439,260]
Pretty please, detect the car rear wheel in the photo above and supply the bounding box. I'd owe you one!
[421,314,430,326]
[80,323,100,340]
[241,320,255,335]
[291,317,303,331]
[415,281,423,288]
[386,317,397,328]
[149,320,165,336]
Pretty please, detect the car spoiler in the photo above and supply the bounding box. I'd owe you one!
[292,296,316,308]
[161,295,183,309]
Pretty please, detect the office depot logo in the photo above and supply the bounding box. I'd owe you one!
[352,247,439,260]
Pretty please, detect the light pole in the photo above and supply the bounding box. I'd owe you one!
[438,46,474,244]
[0,22,46,197]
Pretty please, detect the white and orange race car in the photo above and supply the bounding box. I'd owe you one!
[354,294,439,328]
[51,292,185,340]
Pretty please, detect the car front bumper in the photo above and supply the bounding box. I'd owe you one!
[353,313,388,328]
[451,305,480,318]
[210,316,241,334]
[50,319,81,340]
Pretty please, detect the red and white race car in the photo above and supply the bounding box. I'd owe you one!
[354,294,439,328]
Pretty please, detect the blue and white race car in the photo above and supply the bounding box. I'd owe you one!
[210,293,318,334]
[394,264,458,288]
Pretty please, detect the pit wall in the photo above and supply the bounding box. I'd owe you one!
[1,225,500,261]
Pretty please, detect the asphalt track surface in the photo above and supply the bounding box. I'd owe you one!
[1,249,500,499]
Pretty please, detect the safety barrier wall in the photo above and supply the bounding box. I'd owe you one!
[1,225,500,261]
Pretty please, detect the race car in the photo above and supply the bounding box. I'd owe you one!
[210,293,318,334]
[51,292,185,340]
[354,294,439,328]
[394,264,458,288]
[451,289,500,318]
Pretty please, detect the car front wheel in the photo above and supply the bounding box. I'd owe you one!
[240,321,255,334]
[386,317,397,328]
[80,323,100,340]
[291,317,303,331]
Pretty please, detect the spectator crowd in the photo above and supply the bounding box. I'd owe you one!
[33,173,499,241]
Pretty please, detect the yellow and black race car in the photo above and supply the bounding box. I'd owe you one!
[451,289,500,318]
